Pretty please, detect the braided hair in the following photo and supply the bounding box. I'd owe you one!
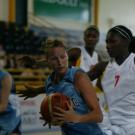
[107,25,135,53]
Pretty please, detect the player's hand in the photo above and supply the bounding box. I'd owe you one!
[17,89,37,100]
[16,84,40,100]
[39,112,52,128]
[52,102,80,123]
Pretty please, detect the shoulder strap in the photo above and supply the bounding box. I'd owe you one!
[64,67,84,84]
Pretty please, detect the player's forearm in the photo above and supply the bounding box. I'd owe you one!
[87,70,100,81]
[87,61,108,81]
[78,111,103,123]
[36,86,45,94]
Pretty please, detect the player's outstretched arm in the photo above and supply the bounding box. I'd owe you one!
[17,84,45,100]
[87,61,108,81]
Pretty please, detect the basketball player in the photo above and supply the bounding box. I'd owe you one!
[36,39,107,135]
[0,70,21,135]
[43,39,108,135]
[100,25,135,135]
[68,25,100,73]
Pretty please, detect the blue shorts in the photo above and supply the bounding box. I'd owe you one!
[0,93,21,135]
[0,121,21,135]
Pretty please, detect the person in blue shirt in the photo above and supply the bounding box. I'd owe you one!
[42,39,107,135]
[0,69,21,135]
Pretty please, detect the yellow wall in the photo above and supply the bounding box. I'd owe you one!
[8,0,16,22]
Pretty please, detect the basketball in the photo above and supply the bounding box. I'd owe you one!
[40,92,70,125]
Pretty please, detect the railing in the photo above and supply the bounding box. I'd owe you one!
[6,68,52,91]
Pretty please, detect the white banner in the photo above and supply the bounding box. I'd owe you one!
[19,94,60,133]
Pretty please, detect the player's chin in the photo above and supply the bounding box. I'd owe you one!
[57,67,67,74]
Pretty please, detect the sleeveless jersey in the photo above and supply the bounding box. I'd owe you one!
[101,53,135,135]
[0,70,21,135]
[45,67,105,135]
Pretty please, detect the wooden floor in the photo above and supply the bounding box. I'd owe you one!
[23,131,61,135]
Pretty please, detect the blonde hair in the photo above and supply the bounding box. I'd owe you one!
[43,38,67,56]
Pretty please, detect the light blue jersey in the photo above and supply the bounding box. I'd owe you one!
[0,70,21,135]
[45,67,105,135]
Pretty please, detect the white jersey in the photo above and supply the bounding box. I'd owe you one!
[79,46,98,72]
[102,53,135,135]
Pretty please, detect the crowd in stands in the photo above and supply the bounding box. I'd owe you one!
[0,21,45,55]
[0,21,52,92]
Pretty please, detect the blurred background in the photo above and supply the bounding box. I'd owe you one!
[0,0,135,134]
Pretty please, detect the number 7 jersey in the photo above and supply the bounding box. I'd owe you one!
[101,53,135,130]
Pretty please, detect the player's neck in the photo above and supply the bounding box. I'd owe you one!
[115,52,130,65]
[53,73,65,84]
[85,47,94,57]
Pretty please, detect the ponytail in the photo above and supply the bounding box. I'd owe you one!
[129,36,135,53]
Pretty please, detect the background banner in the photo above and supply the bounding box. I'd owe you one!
[34,0,91,23]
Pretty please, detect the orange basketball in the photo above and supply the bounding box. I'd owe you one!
[40,92,70,125]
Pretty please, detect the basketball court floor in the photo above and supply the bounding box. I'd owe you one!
[24,131,61,135]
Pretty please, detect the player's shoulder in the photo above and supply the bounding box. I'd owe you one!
[74,68,87,80]
[0,70,10,78]
[131,53,135,64]
[127,53,135,65]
